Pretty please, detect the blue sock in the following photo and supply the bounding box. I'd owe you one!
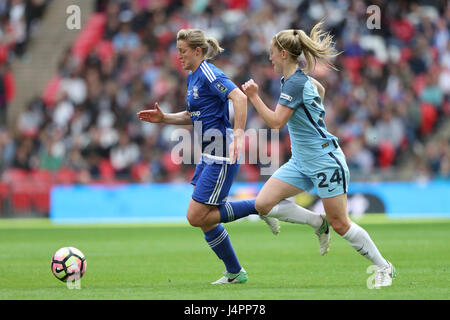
[218,200,258,223]
[204,224,241,273]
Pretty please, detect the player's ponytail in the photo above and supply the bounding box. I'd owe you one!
[205,37,224,60]
[297,21,340,72]
[273,20,341,73]
[177,29,224,60]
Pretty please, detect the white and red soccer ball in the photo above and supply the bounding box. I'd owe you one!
[51,247,87,282]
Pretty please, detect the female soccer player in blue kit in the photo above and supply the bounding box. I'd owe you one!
[137,29,276,285]
[240,22,396,288]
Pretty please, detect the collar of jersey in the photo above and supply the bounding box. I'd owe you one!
[280,68,303,85]
[191,60,208,75]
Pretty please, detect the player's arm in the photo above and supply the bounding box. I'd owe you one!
[137,102,192,125]
[161,111,192,125]
[228,88,247,133]
[242,79,293,130]
[227,87,247,163]
[311,77,325,102]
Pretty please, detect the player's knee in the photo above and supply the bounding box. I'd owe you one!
[254,199,274,215]
[186,211,204,227]
[329,218,351,236]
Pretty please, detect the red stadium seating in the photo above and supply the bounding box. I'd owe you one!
[10,183,32,213]
[99,159,117,184]
[0,44,8,64]
[240,164,260,182]
[3,169,28,185]
[29,170,53,214]
[1,169,55,214]
[2,169,32,213]
[342,56,363,83]
[42,75,61,107]
[420,103,438,136]
[131,162,150,182]
[71,13,107,61]
[377,140,396,168]
[95,40,114,63]
[3,70,15,103]
[0,182,10,214]
[30,184,51,213]
[162,151,181,175]
[30,169,53,184]
[399,47,413,64]
[55,168,77,185]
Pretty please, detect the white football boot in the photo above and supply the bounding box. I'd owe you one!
[314,214,331,255]
[374,261,397,288]
[259,214,280,235]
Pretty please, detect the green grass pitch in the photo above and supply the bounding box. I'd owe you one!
[0,215,449,300]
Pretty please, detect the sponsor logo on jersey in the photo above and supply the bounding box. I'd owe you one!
[190,111,201,117]
[214,82,227,93]
[280,93,293,101]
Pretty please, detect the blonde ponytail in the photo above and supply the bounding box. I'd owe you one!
[298,21,340,72]
[205,37,224,60]
[273,20,341,73]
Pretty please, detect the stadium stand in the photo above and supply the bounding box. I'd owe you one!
[0,0,448,216]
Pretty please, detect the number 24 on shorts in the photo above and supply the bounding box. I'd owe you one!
[317,169,342,190]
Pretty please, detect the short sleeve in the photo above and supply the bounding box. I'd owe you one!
[208,76,237,101]
[278,80,304,109]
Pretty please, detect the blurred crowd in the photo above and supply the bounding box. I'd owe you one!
[0,0,50,125]
[0,0,449,185]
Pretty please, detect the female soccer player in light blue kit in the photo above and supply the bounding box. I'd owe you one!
[240,21,396,288]
[138,29,271,284]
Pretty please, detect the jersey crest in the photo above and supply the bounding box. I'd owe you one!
[193,85,199,99]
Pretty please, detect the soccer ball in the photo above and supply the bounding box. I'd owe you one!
[51,247,87,282]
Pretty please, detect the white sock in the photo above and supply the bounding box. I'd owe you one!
[342,222,389,268]
[266,199,323,229]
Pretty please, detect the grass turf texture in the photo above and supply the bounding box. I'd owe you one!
[0,215,449,300]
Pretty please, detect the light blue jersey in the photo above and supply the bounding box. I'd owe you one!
[273,68,350,198]
[278,69,338,162]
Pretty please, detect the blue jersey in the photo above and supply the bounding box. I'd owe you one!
[278,69,339,162]
[186,60,237,160]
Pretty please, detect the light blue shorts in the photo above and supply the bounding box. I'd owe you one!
[272,148,350,198]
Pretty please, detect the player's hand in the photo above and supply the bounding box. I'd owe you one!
[241,79,259,98]
[229,129,244,164]
[137,102,164,123]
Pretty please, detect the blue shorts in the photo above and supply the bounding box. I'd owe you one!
[190,161,240,205]
[272,148,350,198]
